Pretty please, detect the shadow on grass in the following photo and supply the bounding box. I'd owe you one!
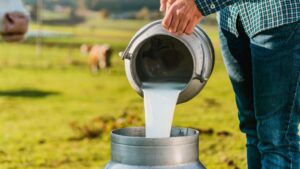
[0,89,60,98]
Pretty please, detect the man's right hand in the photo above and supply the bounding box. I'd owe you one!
[1,12,29,42]
[160,0,204,35]
[160,0,176,12]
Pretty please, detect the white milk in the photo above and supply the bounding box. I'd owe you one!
[142,82,185,138]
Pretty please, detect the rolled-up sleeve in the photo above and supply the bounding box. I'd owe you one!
[195,0,239,16]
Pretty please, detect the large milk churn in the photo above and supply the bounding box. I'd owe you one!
[105,127,205,169]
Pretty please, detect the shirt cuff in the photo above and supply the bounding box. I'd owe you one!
[194,0,238,16]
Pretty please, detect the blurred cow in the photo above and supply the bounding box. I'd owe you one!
[80,44,113,73]
[0,0,29,42]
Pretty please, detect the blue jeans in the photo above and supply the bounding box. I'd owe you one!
[219,20,300,169]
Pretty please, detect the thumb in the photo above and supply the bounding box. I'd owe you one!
[160,0,167,12]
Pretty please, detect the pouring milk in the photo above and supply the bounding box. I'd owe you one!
[142,82,186,138]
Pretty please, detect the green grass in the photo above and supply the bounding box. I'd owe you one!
[0,19,246,169]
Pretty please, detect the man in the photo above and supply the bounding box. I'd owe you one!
[0,0,29,42]
[160,0,299,168]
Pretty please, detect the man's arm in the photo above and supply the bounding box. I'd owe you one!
[161,0,239,35]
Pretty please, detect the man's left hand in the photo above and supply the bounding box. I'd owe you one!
[161,0,204,35]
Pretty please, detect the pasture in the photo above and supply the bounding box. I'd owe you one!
[0,19,246,169]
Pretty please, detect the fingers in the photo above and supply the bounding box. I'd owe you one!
[176,9,190,35]
[162,6,173,30]
[166,0,175,12]
[162,4,181,33]
[169,9,181,33]
[161,0,175,12]
[162,1,190,35]
[184,18,199,35]
[161,0,203,35]
[160,0,167,12]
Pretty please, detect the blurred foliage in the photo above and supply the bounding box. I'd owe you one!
[23,0,159,12]
[135,7,151,20]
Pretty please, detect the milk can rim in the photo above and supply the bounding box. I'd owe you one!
[110,127,199,146]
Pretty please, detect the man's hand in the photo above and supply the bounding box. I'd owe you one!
[160,0,203,35]
[1,12,29,42]
[160,0,176,12]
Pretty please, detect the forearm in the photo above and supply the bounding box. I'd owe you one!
[194,0,239,16]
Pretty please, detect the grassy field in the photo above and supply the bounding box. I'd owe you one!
[0,19,246,169]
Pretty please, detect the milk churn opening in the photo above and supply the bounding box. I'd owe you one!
[135,35,194,84]
[112,127,198,138]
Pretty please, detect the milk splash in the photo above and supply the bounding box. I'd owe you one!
[142,82,185,138]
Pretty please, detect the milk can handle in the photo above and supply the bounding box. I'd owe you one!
[194,26,215,83]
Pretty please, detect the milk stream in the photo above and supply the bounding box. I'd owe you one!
[142,83,186,138]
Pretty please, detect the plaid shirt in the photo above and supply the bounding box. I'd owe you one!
[195,0,300,37]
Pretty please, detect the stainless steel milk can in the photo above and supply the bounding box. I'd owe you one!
[104,127,205,169]
[120,20,215,104]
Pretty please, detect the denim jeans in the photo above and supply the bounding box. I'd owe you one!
[219,20,300,169]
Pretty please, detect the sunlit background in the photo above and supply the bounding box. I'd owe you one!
[0,0,246,169]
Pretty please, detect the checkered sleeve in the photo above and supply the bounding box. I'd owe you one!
[195,0,239,16]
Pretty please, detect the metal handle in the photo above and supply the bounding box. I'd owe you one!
[193,26,215,83]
